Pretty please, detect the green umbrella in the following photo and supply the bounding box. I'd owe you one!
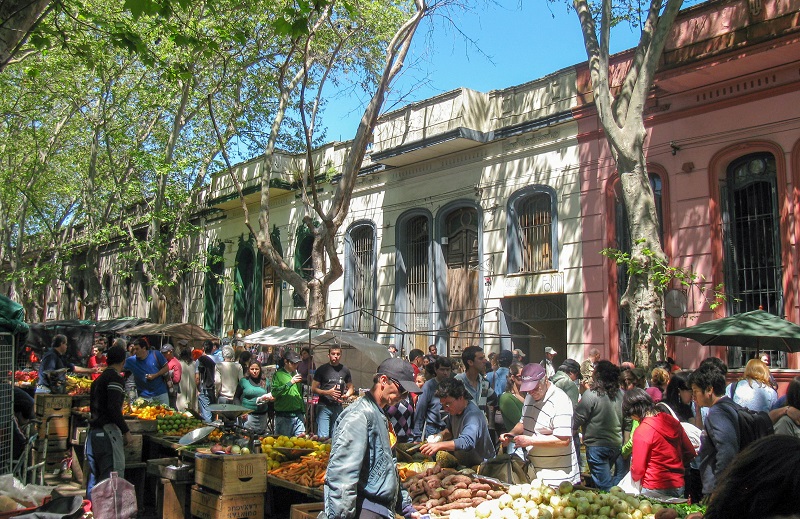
[665,309,800,353]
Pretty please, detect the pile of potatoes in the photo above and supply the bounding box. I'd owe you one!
[403,465,506,516]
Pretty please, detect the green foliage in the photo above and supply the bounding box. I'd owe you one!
[602,239,729,312]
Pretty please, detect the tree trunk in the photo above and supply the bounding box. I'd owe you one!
[0,0,51,72]
[616,150,667,368]
[160,283,183,323]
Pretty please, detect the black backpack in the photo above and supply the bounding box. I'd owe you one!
[719,396,773,450]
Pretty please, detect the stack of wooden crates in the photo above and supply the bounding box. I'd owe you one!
[190,453,267,519]
[34,394,72,474]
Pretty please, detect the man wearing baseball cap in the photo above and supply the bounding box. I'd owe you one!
[512,348,526,363]
[499,363,580,487]
[325,358,422,519]
[272,350,306,437]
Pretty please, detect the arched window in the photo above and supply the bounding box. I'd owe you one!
[614,173,663,364]
[293,225,316,308]
[234,242,256,331]
[204,243,225,336]
[344,222,377,337]
[721,153,783,367]
[395,211,433,353]
[507,186,558,273]
[442,205,481,355]
[262,226,283,327]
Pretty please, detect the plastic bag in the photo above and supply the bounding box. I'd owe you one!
[90,472,137,519]
[478,453,530,484]
[0,474,54,508]
[617,471,642,495]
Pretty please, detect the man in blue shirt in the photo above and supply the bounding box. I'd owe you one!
[412,357,451,441]
[124,338,170,406]
[486,350,513,396]
[420,378,495,467]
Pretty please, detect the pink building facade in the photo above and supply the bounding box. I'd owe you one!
[576,0,800,376]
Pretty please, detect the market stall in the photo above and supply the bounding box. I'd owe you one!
[241,326,390,390]
[122,321,217,349]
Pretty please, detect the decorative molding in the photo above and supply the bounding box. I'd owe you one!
[502,130,561,151]
[503,272,564,296]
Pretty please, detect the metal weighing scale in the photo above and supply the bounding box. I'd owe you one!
[178,404,258,450]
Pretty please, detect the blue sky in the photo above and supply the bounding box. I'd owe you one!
[318,0,644,141]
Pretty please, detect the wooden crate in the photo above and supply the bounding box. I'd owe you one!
[37,415,70,438]
[35,394,73,416]
[194,454,267,495]
[125,418,158,433]
[72,426,87,445]
[161,478,192,519]
[35,437,68,452]
[42,449,70,464]
[290,503,324,519]
[190,486,264,519]
[124,434,143,463]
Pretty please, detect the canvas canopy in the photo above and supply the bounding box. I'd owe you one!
[0,294,28,334]
[26,320,95,361]
[123,322,216,348]
[242,326,391,389]
[95,317,150,333]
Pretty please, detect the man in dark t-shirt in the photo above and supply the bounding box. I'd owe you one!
[195,340,217,422]
[311,346,353,438]
[87,345,131,501]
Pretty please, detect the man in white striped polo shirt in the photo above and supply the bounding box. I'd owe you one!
[500,363,580,486]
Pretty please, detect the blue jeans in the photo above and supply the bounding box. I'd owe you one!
[317,404,343,438]
[275,414,305,437]
[586,445,624,491]
[642,486,684,499]
[86,426,124,501]
[198,389,216,422]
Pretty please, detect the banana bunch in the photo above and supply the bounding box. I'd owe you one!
[66,374,92,395]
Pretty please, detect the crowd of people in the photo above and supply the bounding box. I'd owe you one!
[28,332,800,519]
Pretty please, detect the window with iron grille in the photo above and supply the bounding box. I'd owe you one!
[507,186,558,274]
[520,195,552,272]
[344,223,377,337]
[615,173,663,364]
[234,243,256,331]
[721,153,785,368]
[204,243,225,336]
[443,207,480,356]
[403,215,431,352]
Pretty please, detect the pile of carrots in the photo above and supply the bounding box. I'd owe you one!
[267,453,329,487]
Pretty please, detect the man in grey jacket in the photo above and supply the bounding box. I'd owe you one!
[324,358,422,519]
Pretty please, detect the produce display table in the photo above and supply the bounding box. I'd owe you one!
[145,434,197,460]
[266,474,324,518]
[266,475,324,500]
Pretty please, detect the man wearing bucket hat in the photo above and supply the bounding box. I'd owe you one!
[541,346,558,378]
[499,363,580,486]
[324,358,423,519]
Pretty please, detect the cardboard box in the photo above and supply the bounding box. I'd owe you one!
[190,486,264,519]
[290,503,324,519]
[194,454,267,495]
[35,394,73,416]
